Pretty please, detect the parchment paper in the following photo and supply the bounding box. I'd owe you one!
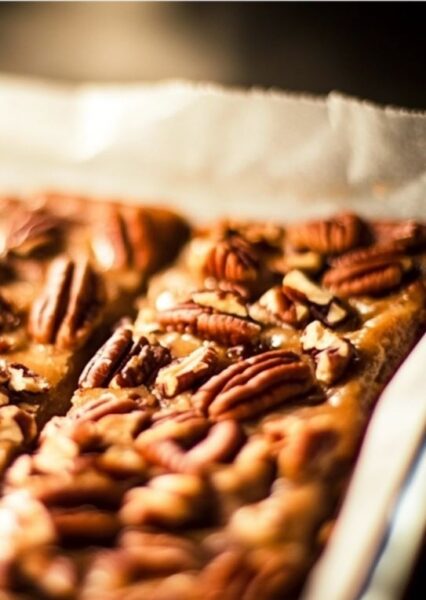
[0,76,425,600]
[0,76,425,221]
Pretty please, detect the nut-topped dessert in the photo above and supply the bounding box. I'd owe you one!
[0,200,424,600]
[0,194,189,474]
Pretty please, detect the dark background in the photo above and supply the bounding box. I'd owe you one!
[0,2,424,110]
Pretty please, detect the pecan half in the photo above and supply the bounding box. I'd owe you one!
[25,467,127,508]
[92,205,156,272]
[140,420,244,474]
[28,256,105,348]
[69,392,148,423]
[323,243,412,297]
[192,350,315,421]
[137,410,209,448]
[300,321,353,385]
[51,507,120,542]
[157,302,261,346]
[0,360,50,395]
[155,345,218,398]
[0,295,21,333]
[5,208,63,258]
[79,325,171,389]
[92,205,189,273]
[120,473,209,527]
[249,286,309,327]
[287,213,364,254]
[202,236,259,283]
[119,530,202,573]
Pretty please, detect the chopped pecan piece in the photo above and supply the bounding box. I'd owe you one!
[191,290,248,318]
[287,213,364,254]
[0,360,50,394]
[0,406,37,470]
[249,286,309,327]
[371,219,426,250]
[155,345,218,398]
[79,325,171,389]
[157,302,261,346]
[283,270,333,306]
[0,295,21,333]
[5,208,63,258]
[202,236,259,283]
[283,270,348,327]
[323,242,413,297]
[217,219,284,250]
[193,350,315,421]
[28,256,105,348]
[301,321,353,385]
[274,251,323,275]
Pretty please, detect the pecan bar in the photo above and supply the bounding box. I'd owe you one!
[0,208,424,600]
[0,193,189,474]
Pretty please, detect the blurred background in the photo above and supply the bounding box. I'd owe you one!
[0,1,424,110]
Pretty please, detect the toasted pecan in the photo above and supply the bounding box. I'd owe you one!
[69,392,147,423]
[157,302,261,346]
[92,205,156,272]
[92,205,189,273]
[323,242,412,297]
[203,236,259,283]
[28,256,105,348]
[192,350,315,421]
[5,207,63,258]
[120,473,209,527]
[140,420,244,474]
[249,285,309,327]
[155,345,218,398]
[287,213,364,254]
[0,360,50,395]
[137,410,209,448]
[79,325,171,389]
